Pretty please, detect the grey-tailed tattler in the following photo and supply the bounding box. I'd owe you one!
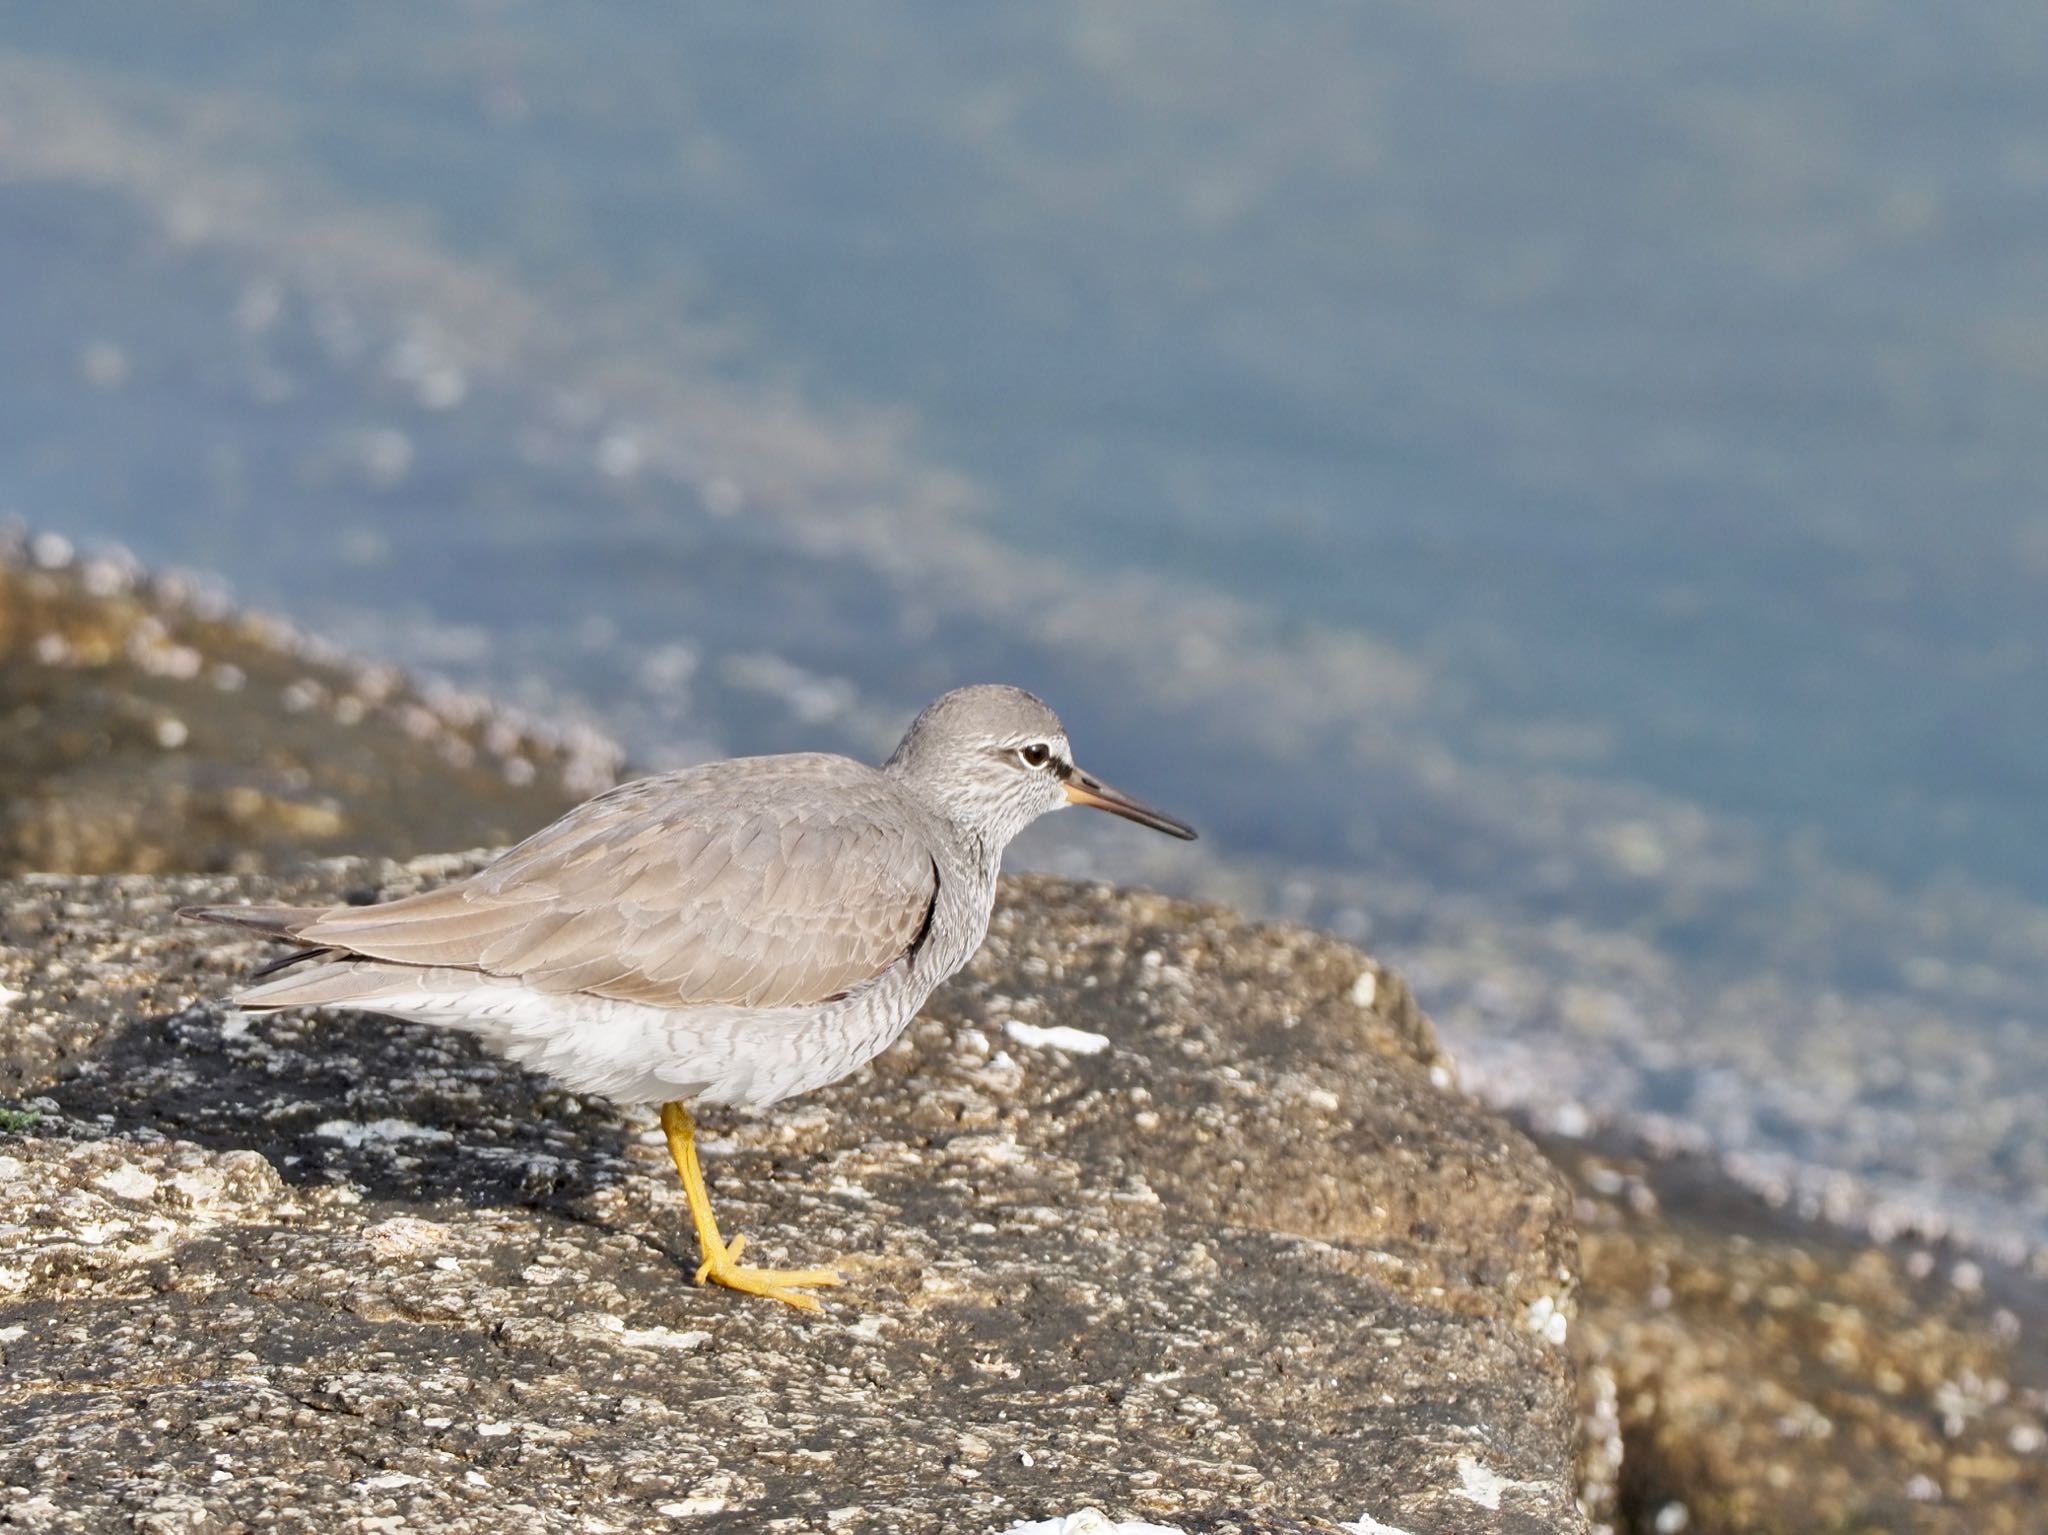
[183,685,1195,1309]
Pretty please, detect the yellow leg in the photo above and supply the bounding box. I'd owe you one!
[659,1101,843,1312]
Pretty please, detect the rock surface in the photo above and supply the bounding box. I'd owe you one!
[1552,1136,2048,1535]
[1,863,1588,1534]
[0,537,612,877]
[16,544,2048,1533]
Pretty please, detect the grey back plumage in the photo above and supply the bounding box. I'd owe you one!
[268,754,944,1011]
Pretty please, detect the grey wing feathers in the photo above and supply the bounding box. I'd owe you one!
[268,756,940,1011]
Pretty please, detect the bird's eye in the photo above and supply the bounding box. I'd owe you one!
[1018,742,1052,769]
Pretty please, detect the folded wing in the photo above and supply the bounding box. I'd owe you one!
[283,757,940,1011]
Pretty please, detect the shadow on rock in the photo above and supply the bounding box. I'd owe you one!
[38,998,640,1212]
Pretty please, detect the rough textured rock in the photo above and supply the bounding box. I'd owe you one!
[0,537,612,877]
[0,862,1588,1534]
[1552,1137,2048,1535]
[17,543,2048,1533]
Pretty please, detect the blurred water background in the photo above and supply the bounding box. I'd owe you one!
[4,4,2047,1258]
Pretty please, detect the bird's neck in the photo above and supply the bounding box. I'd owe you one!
[885,763,1012,880]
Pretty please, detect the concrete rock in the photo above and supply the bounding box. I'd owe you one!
[0,861,1588,1534]
[0,541,611,878]
[1552,1137,2048,1535]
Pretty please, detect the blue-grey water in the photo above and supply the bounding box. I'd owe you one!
[4,5,2047,1256]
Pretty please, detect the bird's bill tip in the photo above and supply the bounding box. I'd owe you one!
[1063,771,1197,840]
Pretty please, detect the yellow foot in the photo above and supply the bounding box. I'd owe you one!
[693,1232,844,1312]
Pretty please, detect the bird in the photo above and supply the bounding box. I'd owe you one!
[181,684,1195,1310]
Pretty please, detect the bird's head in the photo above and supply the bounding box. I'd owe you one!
[884,684,1196,851]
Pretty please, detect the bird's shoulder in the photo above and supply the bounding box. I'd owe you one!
[482,753,938,884]
[581,751,907,821]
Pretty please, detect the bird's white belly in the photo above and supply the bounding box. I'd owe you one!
[367,978,923,1108]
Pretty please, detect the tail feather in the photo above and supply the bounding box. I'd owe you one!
[233,957,446,1012]
[184,902,462,1013]
[178,904,334,940]
[245,945,332,981]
